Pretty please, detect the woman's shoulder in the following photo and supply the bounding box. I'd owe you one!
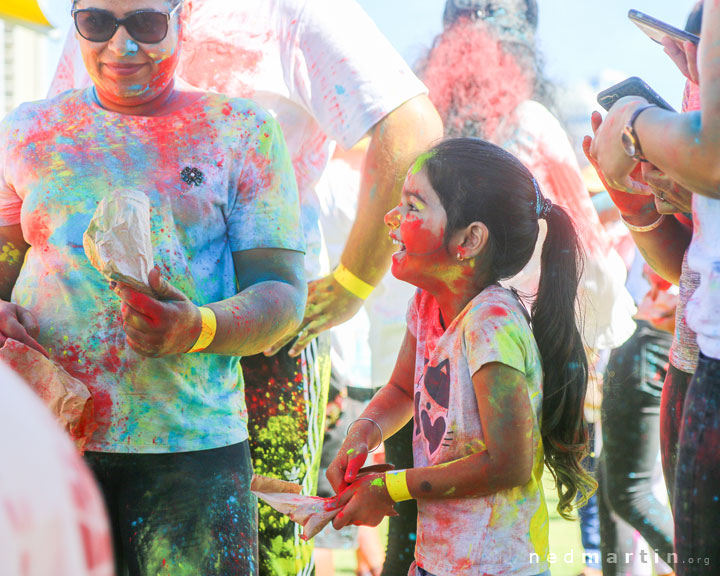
[1,90,86,133]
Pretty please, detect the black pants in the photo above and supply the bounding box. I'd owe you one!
[599,322,675,574]
[660,362,693,503]
[674,352,720,575]
[85,441,257,576]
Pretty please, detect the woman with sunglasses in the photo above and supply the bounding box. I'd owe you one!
[0,0,306,574]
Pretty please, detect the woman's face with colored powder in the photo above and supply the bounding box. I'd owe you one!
[75,0,183,108]
[384,168,455,288]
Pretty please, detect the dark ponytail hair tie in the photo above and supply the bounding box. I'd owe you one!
[533,178,553,220]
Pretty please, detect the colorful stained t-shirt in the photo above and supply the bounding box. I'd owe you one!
[0,88,304,453]
[49,0,428,280]
[0,361,113,576]
[407,286,549,576]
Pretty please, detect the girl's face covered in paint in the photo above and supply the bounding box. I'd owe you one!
[384,168,453,288]
[75,0,183,109]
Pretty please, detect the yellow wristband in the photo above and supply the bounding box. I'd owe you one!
[385,470,413,502]
[187,306,217,353]
[333,264,374,300]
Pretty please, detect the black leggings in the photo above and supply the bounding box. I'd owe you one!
[599,322,675,574]
[674,352,720,575]
[660,362,693,503]
[85,441,257,576]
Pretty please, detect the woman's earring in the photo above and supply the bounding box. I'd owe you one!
[456,252,464,262]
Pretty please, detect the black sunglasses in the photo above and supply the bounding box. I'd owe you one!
[72,2,182,44]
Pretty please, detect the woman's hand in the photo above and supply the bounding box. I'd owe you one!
[114,268,202,357]
[589,97,653,193]
[0,301,48,357]
[641,163,693,214]
[662,38,700,85]
[583,113,656,223]
[329,473,397,530]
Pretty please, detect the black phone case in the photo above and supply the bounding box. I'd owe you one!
[597,77,676,113]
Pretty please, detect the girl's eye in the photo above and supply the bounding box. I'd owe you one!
[408,203,418,212]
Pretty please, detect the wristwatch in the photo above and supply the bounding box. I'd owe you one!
[622,104,657,162]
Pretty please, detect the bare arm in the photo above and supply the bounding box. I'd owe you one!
[0,224,48,355]
[0,224,28,301]
[276,95,444,356]
[326,327,417,493]
[591,3,720,198]
[330,363,535,528]
[116,248,306,357]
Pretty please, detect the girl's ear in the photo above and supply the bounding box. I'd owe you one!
[456,221,488,260]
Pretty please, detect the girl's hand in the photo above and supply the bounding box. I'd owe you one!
[329,473,398,529]
[114,268,201,357]
[662,38,700,85]
[0,301,48,357]
[327,417,384,493]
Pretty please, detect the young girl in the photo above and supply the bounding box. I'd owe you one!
[326,138,596,576]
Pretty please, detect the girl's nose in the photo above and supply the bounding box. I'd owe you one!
[384,205,401,229]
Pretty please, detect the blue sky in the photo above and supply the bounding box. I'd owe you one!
[357,0,695,110]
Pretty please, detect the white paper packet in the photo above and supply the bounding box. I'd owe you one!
[83,190,154,293]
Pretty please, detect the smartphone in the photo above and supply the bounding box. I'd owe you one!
[629,9,699,46]
[597,77,676,113]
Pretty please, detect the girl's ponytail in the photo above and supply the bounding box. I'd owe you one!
[532,203,597,520]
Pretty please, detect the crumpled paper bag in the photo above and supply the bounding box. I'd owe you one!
[83,190,154,294]
[251,475,340,540]
[0,339,96,452]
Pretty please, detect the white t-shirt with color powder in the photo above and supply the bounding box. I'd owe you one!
[49,0,428,280]
[407,286,549,576]
[686,195,720,360]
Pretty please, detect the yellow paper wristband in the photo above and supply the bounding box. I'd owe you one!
[333,264,374,301]
[187,306,217,353]
[385,470,413,502]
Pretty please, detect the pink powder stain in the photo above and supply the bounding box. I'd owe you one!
[487,305,508,318]
[421,18,532,140]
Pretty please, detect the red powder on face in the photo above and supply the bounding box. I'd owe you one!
[421,19,533,140]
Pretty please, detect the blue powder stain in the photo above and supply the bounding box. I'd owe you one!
[125,39,139,54]
[335,84,346,95]
[409,532,417,541]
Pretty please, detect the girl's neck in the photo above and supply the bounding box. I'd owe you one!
[430,277,493,330]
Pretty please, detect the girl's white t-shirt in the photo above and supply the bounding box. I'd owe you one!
[407,286,550,576]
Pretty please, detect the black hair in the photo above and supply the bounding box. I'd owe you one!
[423,137,596,519]
[686,2,703,35]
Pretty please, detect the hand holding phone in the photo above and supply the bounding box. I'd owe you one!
[629,10,699,46]
[597,77,676,113]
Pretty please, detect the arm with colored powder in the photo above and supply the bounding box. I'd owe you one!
[326,327,417,495]
[331,363,535,529]
[589,1,720,199]
[0,225,48,356]
[269,95,444,356]
[114,247,306,357]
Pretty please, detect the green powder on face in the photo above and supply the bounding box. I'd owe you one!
[410,150,436,175]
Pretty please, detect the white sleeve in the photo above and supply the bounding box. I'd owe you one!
[288,0,428,149]
[47,28,92,98]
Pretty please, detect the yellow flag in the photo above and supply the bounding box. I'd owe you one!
[0,0,52,28]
